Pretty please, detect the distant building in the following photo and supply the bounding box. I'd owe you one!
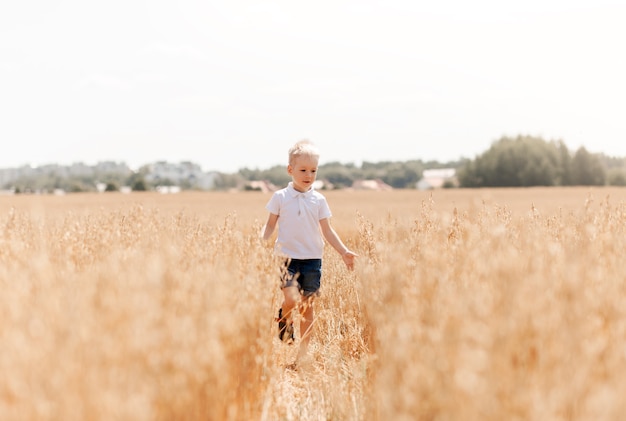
[247,180,278,193]
[313,180,333,190]
[417,168,457,190]
[95,183,107,193]
[351,179,393,191]
[156,185,182,194]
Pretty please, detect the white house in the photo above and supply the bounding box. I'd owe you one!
[352,179,393,191]
[247,180,278,193]
[417,168,457,190]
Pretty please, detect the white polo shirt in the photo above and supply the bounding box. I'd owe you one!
[265,182,332,259]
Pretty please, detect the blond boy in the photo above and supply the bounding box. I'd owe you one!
[262,140,357,364]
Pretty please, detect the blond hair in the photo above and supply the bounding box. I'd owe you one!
[288,140,320,166]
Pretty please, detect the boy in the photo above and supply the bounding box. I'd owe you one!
[262,140,357,364]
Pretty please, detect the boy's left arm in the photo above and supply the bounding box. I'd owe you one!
[319,218,357,270]
[262,213,279,241]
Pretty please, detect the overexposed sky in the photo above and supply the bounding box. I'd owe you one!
[1,0,625,172]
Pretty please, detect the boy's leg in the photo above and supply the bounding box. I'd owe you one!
[279,259,299,324]
[281,286,300,319]
[278,286,300,342]
[297,296,315,360]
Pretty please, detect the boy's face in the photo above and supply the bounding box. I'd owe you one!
[288,155,318,192]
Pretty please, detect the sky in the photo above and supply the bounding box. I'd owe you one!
[1,0,625,173]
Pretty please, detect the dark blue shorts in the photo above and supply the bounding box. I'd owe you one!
[281,258,322,297]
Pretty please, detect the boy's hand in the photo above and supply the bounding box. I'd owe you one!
[341,250,358,271]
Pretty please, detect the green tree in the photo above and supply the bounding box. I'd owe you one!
[105,182,119,192]
[361,161,393,180]
[69,183,85,193]
[571,147,606,186]
[127,171,149,191]
[238,165,290,188]
[458,136,559,187]
[607,168,626,186]
[132,178,148,191]
[261,166,291,187]
[556,140,573,186]
[381,162,420,188]
[214,173,244,190]
[319,162,356,188]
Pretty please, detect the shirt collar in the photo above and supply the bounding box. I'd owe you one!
[287,182,314,197]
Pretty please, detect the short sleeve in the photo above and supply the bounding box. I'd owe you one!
[266,192,281,215]
[318,195,332,220]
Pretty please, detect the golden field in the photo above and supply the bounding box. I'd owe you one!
[1,187,626,420]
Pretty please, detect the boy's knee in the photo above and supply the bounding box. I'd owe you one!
[282,286,300,305]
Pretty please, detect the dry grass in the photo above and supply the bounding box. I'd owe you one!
[1,187,626,420]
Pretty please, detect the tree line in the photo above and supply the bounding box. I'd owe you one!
[457,136,626,187]
[229,136,626,189]
[219,159,461,190]
[4,135,626,193]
